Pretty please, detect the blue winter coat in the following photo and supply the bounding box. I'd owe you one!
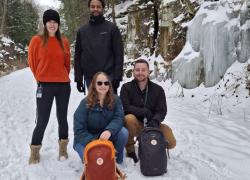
[73,95,124,147]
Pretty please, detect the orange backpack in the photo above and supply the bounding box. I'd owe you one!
[80,139,125,180]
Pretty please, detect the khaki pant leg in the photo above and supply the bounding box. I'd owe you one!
[159,124,176,149]
[124,114,144,153]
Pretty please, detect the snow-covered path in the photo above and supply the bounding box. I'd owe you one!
[0,66,250,180]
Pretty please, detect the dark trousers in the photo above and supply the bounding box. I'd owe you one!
[31,82,71,145]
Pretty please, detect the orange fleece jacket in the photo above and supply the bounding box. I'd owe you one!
[28,35,71,82]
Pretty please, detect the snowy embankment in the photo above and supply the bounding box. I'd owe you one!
[0,61,250,180]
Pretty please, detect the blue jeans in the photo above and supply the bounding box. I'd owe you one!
[74,127,128,164]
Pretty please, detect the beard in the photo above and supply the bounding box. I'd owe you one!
[89,12,104,24]
[90,11,103,17]
[135,75,148,82]
[91,10,101,15]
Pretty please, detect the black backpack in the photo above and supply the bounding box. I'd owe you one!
[138,127,168,176]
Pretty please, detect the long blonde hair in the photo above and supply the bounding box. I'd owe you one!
[87,72,115,110]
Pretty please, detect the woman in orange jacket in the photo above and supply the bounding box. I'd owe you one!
[28,9,71,164]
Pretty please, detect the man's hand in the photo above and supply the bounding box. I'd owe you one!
[143,108,153,120]
[99,130,111,140]
[76,82,85,93]
[147,119,160,128]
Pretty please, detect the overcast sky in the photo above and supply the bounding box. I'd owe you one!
[34,0,61,9]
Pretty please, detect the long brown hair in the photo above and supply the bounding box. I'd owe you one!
[87,72,115,110]
[39,25,65,51]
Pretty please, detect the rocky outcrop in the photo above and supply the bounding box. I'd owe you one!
[0,36,27,76]
[125,2,155,59]
[157,0,199,62]
[172,0,249,88]
[123,0,198,61]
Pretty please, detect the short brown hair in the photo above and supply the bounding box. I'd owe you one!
[134,59,149,69]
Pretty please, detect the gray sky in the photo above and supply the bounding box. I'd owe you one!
[34,0,61,9]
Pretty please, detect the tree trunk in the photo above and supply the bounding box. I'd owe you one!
[111,0,116,24]
[0,0,7,35]
[106,0,110,9]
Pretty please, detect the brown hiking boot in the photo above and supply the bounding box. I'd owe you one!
[58,139,69,160]
[29,145,41,165]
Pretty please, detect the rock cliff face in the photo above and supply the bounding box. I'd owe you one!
[157,0,199,62]
[124,0,198,61]
[125,2,155,59]
[172,0,249,88]
[119,0,250,89]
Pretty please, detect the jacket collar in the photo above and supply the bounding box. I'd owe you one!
[132,79,150,92]
[89,14,105,25]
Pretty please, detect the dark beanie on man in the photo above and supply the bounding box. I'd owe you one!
[43,9,60,25]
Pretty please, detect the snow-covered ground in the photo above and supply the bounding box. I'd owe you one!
[0,61,250,180]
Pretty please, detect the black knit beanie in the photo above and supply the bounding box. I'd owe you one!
[43,9,60,25]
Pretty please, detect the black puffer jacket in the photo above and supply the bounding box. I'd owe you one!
[120,79,167,124]
[74,17,124,82]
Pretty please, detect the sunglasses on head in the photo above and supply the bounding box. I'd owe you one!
[96,81,110,86]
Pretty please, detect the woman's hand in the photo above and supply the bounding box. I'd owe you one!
[99,130,111,140]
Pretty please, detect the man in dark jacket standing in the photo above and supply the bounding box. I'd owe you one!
[74,0,124,94]
[120,59,176,163]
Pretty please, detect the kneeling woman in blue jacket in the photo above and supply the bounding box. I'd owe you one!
[73,72,128,164]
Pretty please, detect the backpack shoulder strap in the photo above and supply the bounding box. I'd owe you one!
[80,170,85,180]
